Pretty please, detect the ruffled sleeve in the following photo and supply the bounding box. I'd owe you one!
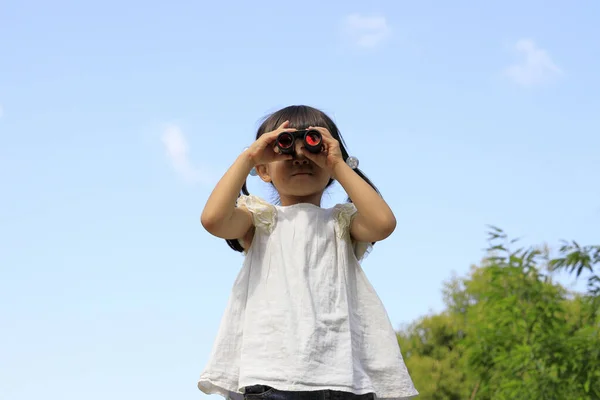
[333,202,373,262]
[236,195,276,233]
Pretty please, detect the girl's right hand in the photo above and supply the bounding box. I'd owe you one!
[245,121,295,166]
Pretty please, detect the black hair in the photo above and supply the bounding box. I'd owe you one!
[226,105,381,252]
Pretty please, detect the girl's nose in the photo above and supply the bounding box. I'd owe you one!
[292,158,310,166]
[292,140,309,165]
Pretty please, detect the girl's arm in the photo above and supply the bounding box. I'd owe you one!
[332,162,397,243]
[200,152,255,240]
[201,121,295,241]
[301,125,396,244]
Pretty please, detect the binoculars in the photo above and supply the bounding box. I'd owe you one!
[275,129,323,154]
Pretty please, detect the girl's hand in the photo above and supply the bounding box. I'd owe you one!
[300,126,345,175]
[245,121,295,166]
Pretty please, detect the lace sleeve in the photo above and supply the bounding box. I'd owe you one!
[236,195,276,233]
[334,203,373,262]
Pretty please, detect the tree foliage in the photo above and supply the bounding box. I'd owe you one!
[398,228,600,399]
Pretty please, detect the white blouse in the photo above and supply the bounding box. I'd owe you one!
[197,195,418,400]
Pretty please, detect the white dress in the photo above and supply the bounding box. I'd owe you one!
[198,195,418,400]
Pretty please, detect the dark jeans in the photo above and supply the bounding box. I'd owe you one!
[243,385,375,400]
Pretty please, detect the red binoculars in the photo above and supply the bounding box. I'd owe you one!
[275,129,322,154]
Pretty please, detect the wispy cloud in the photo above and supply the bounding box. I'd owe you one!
[504,39,562,86]
[0,104,4,119]
[341,13,391,48]
[161,124,215,185]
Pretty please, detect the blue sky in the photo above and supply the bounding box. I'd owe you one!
[1,1,599,399]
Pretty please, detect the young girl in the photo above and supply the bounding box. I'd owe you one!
[197,105,418,400]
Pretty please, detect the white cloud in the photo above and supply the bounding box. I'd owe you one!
[0,104,4,119]
[161,124,215,185]
[504,39,562,86]
[342,13,391,48]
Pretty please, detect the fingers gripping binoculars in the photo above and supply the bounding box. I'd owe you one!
[275,130,323,154]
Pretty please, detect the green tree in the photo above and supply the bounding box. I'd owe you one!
[397,313,473,399]
[549,240,600,295]
[398,228,600,399]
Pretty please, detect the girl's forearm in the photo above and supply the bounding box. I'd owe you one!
[201,151,254,228]
[332,162,396,232]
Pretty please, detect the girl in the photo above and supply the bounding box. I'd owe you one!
[198,105,418,400]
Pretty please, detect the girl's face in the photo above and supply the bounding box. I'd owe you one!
[256,139,331,205]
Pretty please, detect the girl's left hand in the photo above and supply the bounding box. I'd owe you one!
[300,126,345,175]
